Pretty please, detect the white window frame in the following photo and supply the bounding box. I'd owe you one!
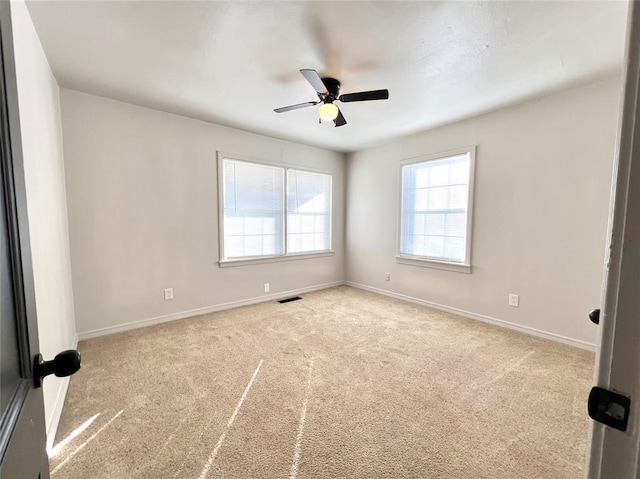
[396,146,476,274]
[217,152,334,267]
[286,168,333,257]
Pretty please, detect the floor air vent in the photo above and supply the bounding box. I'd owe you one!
[278,296,302,304]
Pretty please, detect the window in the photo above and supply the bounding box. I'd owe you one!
[398,147,475,272]
[220,155,332,263]
[287,169,332,254]
[222,160,284,259]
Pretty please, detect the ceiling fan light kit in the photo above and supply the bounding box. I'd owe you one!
[274,69,389,128]
[319,103,339,121]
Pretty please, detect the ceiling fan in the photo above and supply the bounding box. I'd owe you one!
[274,69,389,127]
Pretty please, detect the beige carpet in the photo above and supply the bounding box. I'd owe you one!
[50,286,594,478]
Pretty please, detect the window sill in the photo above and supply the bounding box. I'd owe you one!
[219,250,335,268]
[395,255,471,274]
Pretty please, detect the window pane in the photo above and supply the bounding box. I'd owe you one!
[425,235,444,257]
[288,234,301,253]
[427,187,449,210]
[428,164,449,187]
[425,213,445,235]
[288,215,300,234]
[414,213,427,235]
[411,235,425,256]
[225,236,243,258]
[263,234,276,253]
[225,215,243,236]
[301,233,315,251]
[244,235,263,257]
[415,167,429,188]
[301,215,315,234]
[445,213,467,237]
[287,169,331,253]
[449,185,468,209]
[222,160,333,260]
[223,161,236,209]
[415,189,428,210]
[400,152,471,263]
[450,160,469,184]
[443,237,465,262]
[222,159,283,259]
[263,215,277,235]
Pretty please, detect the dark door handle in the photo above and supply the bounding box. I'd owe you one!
[33,350,81,388]
[589,309,600,325]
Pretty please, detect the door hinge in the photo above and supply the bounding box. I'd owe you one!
[588,386,631,431]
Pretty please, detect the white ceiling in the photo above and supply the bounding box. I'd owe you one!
[26,1,628,153]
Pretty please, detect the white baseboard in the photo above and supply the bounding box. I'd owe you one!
[346,281,597,352]
[78,280,596,352]
[78,281,346,341]
[46,334,78,452]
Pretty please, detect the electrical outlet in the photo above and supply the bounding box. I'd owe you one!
[508,294,519,307]
[264,283,270,293]
[164,288,174,301]
[384,273,390,281]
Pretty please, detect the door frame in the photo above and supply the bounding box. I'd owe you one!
[586,1,640,477]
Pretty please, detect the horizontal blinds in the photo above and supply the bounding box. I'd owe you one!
[286,169,332,254]
[400,154,470,262]
[223,159,284,259]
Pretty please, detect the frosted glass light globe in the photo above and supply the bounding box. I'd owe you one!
[319,103,339,121]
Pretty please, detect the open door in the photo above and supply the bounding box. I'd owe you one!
[0,2,48,476]
[0,3,80,477]
[586,1,640,477]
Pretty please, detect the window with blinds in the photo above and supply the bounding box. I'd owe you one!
[222,159,284,259]
[400,150,473,264]
[220,157,332,262]
[287,169,332,254]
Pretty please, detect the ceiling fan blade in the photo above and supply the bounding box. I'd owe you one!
[274,101,319,113]
[339,89,389,103]
[334,108,347,127]
[300,69,328,94]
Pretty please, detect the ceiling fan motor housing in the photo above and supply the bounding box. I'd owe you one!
[321,77,341,102]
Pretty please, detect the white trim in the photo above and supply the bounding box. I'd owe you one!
[78,280,597,351]
[216,151,334,176]
[219,250,335,268]
[46,377,71,451]
[588,2,640,476]
[399,146,478,167]
[46,333,79,452]
[397,145,476,268]
[217,151,226,264]
[346,281,596,351]
[395,255,471,274]
[77,281,345,340]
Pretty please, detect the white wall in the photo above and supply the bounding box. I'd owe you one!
[60,90,345,338]
[59,74,618,350]
[346,77,621,348]
[11,0,77,446]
